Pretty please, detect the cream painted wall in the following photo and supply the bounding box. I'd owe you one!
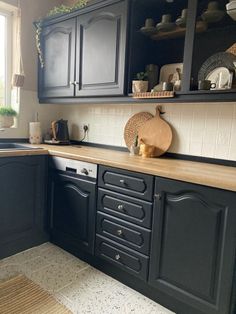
[59,102,236,161]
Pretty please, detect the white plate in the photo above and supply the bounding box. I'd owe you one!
[206,67,233,90]
[159,63,183,83]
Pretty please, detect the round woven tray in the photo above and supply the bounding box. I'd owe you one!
[124,112,153,149]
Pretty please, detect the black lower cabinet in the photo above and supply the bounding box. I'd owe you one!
[149,177,236,314]
[0,156,49,259]
[49,171,96,254]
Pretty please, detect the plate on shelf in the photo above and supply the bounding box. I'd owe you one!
[159,63,183,83]
[206,67,233,90]
[198,52,236,81]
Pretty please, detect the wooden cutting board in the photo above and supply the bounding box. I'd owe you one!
[138,107,172,157]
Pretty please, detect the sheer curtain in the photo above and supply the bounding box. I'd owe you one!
[12,0,24,88]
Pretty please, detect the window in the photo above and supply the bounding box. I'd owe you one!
[0,7,13,106]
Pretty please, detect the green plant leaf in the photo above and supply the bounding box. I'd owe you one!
[0,107,17,116]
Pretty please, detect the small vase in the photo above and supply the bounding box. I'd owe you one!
[0,116,14,128]
[132,80,148,93]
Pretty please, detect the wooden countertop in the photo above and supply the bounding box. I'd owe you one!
[39,144,236,193]
[0,143,235,192]
[0,147,48,157]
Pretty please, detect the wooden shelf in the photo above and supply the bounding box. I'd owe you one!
[141,21,208,41]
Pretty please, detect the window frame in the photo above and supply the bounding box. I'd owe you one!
[0,7,13,106]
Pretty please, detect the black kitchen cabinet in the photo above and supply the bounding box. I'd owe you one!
[0,156,48,259]
[149,177,236,314]
[38,0,128,100]
[37,0,236,103]
[49,171,96,254]
[39,18,76,98]
[75,0,128,96]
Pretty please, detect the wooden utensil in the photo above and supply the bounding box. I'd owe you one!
[138,106,172,157]
[124,112,153,149]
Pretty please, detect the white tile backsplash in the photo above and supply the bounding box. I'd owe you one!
[60,102,236,161]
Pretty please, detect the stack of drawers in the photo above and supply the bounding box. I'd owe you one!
[96,165,154,281]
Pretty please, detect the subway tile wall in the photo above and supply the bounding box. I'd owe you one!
[61,102,236,161]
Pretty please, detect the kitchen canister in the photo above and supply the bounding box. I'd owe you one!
[29,122,42,144]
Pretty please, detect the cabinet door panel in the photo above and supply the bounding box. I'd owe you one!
[149,178,236,314]
[39,19,76,98]
[76,1,127,96]
[0,156,48,259]
[50,173,96,254]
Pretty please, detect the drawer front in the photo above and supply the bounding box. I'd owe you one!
[98,166,154,201]
[97,212,151,255]
[98,188,153,228]
[96,235,149,281]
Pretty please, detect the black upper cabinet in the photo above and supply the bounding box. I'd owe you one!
[149,177,236,314]
[38,0,236,103]
[39,19,76,98]
[75,1,127,96]
[39,0,128,99]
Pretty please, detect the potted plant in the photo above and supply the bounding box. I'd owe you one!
[132,71,149,93]
[0,107,17,128]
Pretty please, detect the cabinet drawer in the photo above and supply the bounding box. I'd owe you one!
[97,188,153,228]
[96,235,149,281]
[97,212,151,255]
[98,166,154,201]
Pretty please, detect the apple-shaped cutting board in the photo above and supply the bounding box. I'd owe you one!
[138,107,172,157]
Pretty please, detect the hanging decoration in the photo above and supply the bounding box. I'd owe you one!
[36,0,88,68]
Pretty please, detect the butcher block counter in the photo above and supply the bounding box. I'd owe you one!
[13,143,235,193]
[0,143,235,192]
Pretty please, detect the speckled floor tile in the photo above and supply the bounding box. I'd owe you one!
[34,242,56,253]
[122,293,175,314]
[58,267,118,300]
[28,263,79,292]
[40,246,75,265]
[0,264,23,283]
[20,256,51,275]
[0,243,175,314]
[0,247,41,265]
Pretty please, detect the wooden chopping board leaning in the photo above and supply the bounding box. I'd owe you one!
[138,106,173,157]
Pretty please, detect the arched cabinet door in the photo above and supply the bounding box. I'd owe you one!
[39,18,76,98]
[0,156,48,259]
[149,178,236,314]
[49,172,96,254]
[75,0,128,96]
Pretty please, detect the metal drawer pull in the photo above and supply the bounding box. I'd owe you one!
[118,204,124,210]
[116,229,123,236]
[70,81,78,86]
[119,179,126,185]
[115,254,121,261]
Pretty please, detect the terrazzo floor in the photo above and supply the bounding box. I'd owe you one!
[0,242,175,314]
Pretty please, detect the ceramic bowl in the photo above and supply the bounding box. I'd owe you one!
[156,22,176,32]
[140,26,157,36]
[175,17,187,27]
[201,9,226,23]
